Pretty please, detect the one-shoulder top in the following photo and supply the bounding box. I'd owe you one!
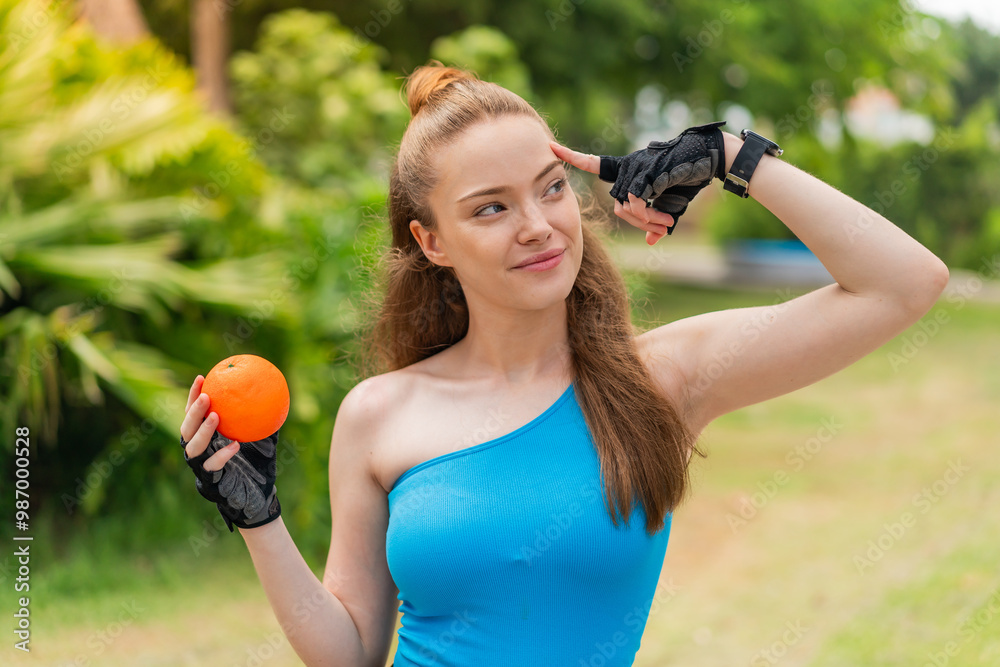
[385,381,671,666]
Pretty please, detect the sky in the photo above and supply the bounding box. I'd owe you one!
[916,0,1000,33]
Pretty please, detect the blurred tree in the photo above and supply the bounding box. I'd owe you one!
[228,8,408,190]
[429,24,534,101]
[191,0,233,114]
[943,18,1000,125]
[704,98,1000,269]
[0,0,286,519]
[136,0,958,150]
[76,0,149,43]
[0,2,423,561]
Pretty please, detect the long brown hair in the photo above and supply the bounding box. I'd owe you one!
[353,62,706,535]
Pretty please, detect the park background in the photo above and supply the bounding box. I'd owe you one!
[1,0,998,664]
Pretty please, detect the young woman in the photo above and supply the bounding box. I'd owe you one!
[179,64,949,666]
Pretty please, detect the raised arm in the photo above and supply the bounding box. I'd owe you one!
[551,130,950,432]
[711,130,948,302]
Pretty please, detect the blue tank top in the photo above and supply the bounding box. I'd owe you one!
[386,381,671,666]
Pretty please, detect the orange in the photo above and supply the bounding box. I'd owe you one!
[201,354,289,442]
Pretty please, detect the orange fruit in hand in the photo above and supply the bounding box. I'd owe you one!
[201,354,289,442]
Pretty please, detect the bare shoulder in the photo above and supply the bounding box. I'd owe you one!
[335,371,411,461]
[336,367,425,490]
[339,373,404,430]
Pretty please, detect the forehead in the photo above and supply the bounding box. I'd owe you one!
[432,116,556,202]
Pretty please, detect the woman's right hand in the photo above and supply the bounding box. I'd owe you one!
[179,374,283,533]
[180,374,240,472]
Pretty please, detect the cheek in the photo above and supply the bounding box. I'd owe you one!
[560,203,583,241]
[456,227,510,268]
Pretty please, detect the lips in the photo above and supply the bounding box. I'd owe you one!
[514,248,565,268]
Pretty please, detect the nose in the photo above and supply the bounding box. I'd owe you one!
[517,201,553,244]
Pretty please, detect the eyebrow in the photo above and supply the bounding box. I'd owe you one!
[456,159,564,204]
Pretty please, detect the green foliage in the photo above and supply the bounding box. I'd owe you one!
[136,0,976,155]
[0,0,280,456]
[946,19,1000,125]
[0,1,365,559]
[3,3,499,562]
[705,102,1000,270]
[278,0,955,148]
[229,8,409,191]
[430,25,534,101]
[8,0,999,565]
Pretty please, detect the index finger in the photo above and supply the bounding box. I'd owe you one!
[185,375,204,413]
[549,141,600,175]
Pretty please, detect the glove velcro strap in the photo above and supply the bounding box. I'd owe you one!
[599,155,621,183]
[220,488,281,533]
[180,431,281,534]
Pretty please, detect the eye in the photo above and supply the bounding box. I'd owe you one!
[472,178,567,218]
[474,203,504,217]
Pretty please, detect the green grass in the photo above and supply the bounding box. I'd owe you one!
[635,282,1000,666]
[8,282,999,666]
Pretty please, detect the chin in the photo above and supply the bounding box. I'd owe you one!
[516,273,576,309]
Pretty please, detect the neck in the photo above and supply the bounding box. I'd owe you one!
[450,298,573,387]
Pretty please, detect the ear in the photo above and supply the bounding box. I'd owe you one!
[409,219,453,267]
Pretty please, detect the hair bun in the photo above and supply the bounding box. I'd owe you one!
[404,61,478,118]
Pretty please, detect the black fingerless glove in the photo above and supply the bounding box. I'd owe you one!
[181,429,281,532]
[599,120,728,233]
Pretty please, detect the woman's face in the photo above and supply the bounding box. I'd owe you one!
[409,115,583,311]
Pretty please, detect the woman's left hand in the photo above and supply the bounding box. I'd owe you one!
[549,141,675,246]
